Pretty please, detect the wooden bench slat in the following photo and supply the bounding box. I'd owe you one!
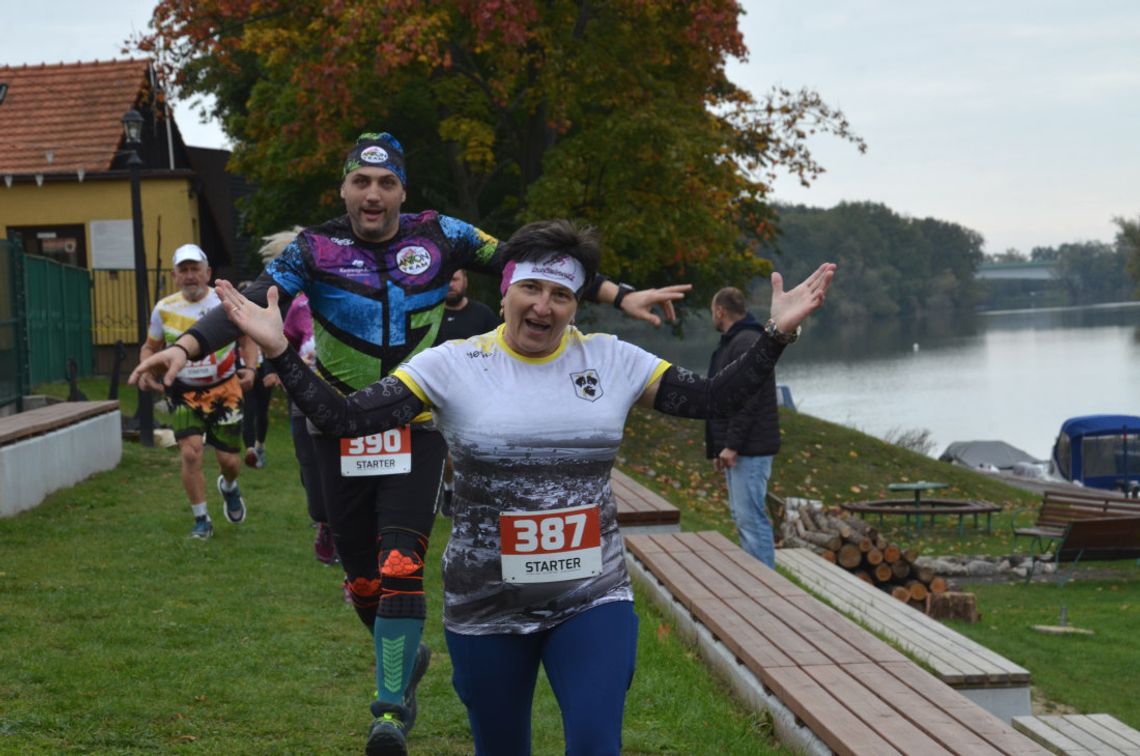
[883,662,1045,753]
[688,596,797,670]
[779,548,1031,686]
[804,663,956,756]
[779,548,1015,682]
[622,533,664,556]
[763,665,905,756]
[785,595,911,665]
[636,550,717,611]
[611,468,681,526]
[1086,714,1140,748]
[1013,716,1092,754]
[1056,517,1140,562]
[720,595,859,667]
[847,662,1007,756]
[0,400,120,445]
[1038,714,1140,753]
[628,532,1048,754]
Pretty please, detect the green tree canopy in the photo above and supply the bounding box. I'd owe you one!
[137,0,863,288]
[760,202,985,323]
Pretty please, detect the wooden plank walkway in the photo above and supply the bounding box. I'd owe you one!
[626,530,1048,755]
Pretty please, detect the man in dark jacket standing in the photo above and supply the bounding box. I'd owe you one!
[706,287,783,567]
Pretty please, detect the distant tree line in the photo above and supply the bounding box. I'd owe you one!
[982,217,1140,307]
[756,202,985,324]
[747,204,1140,321]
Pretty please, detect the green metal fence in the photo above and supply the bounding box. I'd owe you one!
[22,252,93,386]
[0,236,29,410]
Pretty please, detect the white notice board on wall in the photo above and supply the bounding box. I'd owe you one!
[89,220,135,269]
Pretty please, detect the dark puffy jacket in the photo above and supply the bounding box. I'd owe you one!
[704,313,781,458]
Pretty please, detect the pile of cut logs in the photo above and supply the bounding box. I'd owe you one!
[787,505,947,610]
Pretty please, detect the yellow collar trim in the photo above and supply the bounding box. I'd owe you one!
[495,323,572,364]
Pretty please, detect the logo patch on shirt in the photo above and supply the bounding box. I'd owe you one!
[396,246,432,276]
[570,369,603,401]
[387,238,442,286]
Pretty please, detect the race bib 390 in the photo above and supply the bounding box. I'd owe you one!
[339,427,412,476]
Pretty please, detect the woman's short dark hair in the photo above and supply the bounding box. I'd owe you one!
[498,220,601,290]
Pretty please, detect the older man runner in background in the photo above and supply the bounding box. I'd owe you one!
[131,132,689,756]
[137,243,256,539]
[706,286,783,568]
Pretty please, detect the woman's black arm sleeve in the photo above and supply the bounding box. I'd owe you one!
[652,331,786,419]
[268,348,425,436]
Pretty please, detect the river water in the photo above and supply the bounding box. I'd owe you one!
[602,301,1140,461]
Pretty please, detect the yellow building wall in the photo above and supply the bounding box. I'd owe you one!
[1,176,200,344]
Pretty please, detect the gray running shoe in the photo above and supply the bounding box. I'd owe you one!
[365,711,407,756]
[189,515,213,540]
[217,475,246,524]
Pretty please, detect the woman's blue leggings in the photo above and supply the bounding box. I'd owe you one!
[445,600,638,756]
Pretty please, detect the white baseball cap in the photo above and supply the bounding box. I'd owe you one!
[172,244,208,266]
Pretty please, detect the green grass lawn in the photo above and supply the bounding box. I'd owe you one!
[2,384,789,754]
[9,380,1138,750]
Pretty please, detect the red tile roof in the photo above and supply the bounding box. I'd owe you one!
[0,58,153,175]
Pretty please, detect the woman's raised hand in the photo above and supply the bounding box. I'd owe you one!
[769,263,837,335]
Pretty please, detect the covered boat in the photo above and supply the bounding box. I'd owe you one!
[1051,415,1140,493]
[939,440,1042,471]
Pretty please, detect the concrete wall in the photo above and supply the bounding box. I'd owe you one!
[0,411,122,517]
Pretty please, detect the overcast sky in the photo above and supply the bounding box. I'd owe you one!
[6,1,1139,254]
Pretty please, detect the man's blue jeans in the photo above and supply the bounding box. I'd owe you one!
[724,454,776,567]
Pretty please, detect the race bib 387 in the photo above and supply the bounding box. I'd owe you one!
[499,504,602,584]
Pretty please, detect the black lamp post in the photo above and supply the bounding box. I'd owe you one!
[122,108,153,447]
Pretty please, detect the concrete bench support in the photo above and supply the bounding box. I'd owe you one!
[0,401,121,517]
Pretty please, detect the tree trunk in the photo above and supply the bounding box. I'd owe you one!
[837,543,862,569]
[927,591,979,623]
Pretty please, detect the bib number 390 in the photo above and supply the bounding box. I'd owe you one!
[339,426,412,476]
[499,504,602,584]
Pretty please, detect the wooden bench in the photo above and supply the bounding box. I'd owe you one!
[0,400,120,446]
[1014,489,1140,554]
[611,467,681,534]
[0,400,121,517]
[1025,516,1140,582]
[625,530,1047,755]
[1013,714,1140,755]
[841,498,1002,535]
[777,547,1031,721]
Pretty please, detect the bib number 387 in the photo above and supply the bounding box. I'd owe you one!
[339,426,412,476]
[499,504,602,584]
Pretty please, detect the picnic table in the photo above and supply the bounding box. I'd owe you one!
[841,482,1000,535]
[888,480,949,505]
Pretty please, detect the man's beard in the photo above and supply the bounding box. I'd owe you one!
[445,290,464,306]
